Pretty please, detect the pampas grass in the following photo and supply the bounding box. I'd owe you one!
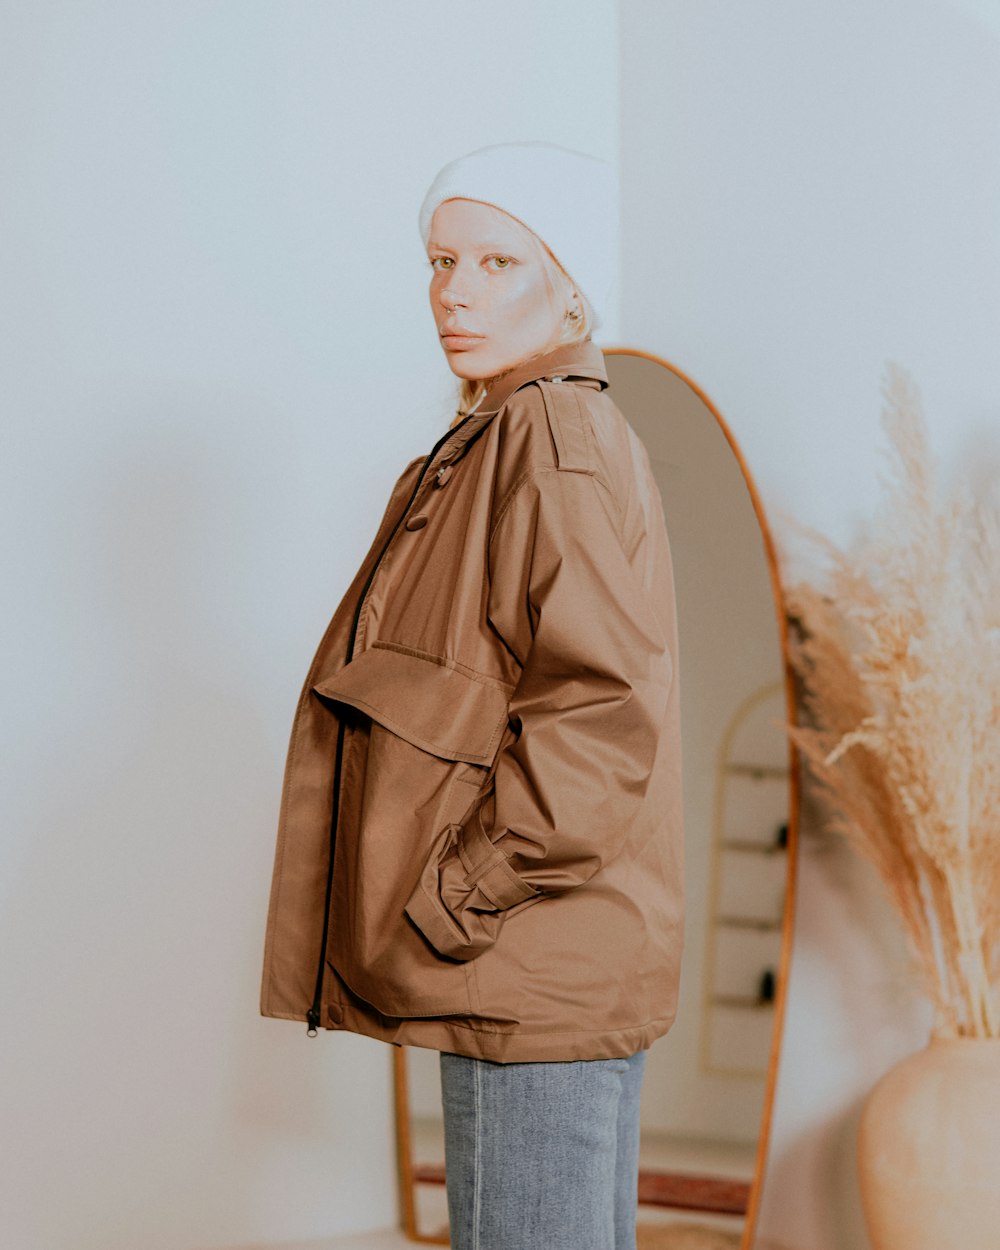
[781,363,1000,1039]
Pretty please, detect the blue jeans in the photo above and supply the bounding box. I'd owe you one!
[439,1049,647,1250]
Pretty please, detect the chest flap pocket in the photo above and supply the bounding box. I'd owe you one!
[312,641,513,766]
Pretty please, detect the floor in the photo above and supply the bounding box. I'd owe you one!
[226,1235,415,1250]
[318,1235,418,1249]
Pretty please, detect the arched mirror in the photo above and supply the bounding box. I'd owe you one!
[393,348,800,1249]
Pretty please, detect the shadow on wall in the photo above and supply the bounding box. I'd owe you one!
[3,394,395,1248]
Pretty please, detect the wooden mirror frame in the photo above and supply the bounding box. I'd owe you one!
[392,347,801,1249]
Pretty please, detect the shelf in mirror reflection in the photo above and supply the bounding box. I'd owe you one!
[716,916,783,931]
[721,838,787,854]
[725,762,790,778]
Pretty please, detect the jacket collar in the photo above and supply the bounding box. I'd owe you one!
[431,339,608,468]
[475,337,608,415]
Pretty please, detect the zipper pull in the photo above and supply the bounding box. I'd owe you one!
[306,1007,320,1037]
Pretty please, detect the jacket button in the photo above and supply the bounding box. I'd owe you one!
[405,514,428,531]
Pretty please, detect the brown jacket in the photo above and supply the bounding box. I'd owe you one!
[259,338,684,1062]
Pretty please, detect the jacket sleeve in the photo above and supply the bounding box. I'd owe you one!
[403,465,675,961]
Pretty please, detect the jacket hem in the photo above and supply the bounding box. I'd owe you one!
[260,1004,309,1024]
[318,1001,677,1062]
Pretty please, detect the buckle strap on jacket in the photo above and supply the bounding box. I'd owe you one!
[536,378,596,473]
[456,811,540,911]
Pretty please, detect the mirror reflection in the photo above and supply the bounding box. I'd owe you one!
[399,349,796,1248]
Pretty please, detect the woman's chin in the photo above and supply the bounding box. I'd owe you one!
[443,353,496,382]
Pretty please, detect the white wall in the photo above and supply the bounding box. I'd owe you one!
[619,0,1000,548]
[8,3,995,1246]
[618,3,1000,1248]
[0,4,618,1248]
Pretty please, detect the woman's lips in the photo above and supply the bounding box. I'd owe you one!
[441,333,484,351]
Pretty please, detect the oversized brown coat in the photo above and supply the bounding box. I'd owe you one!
[259,338,684,1062]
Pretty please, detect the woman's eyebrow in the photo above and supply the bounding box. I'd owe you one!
[427,241,516,253]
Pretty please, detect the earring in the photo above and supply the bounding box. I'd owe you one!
[566,308,581,320]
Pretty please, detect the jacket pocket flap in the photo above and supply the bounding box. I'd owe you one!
[312,643,512,765]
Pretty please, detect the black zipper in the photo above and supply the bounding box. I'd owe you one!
[305,411,480,1036]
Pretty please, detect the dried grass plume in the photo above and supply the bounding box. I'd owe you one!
[780,364,1000,1038]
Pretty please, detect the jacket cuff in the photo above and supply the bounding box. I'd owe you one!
[403,811,540,960]
[403,875,478,961]
[456,808,539,910]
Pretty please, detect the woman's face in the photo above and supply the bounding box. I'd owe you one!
[427,198,570,382]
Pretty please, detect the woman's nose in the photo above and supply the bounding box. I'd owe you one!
[440,287,468,311]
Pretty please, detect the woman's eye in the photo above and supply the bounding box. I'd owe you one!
[488,255,512,269]
[429,257,453,270]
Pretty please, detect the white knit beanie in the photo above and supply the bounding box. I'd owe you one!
[417,140,618,333]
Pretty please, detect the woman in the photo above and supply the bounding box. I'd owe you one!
[260,141,684,1250]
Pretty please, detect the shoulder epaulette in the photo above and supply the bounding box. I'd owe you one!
[534,377,596,473]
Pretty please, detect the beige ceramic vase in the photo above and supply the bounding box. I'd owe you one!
[856,1036,1000,1248]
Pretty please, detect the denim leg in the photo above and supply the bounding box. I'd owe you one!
[613,1049,647,1250]
[439,1048,648,1250]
